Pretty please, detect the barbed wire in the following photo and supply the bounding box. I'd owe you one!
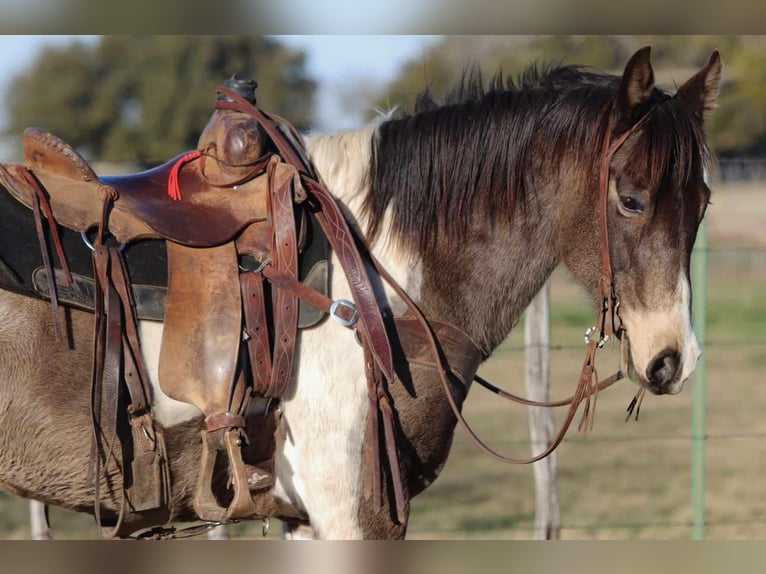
[413,516,766,535]
[705,246,766,252]
[448,430,766,450]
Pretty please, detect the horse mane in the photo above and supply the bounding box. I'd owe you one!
[365,64,712,254]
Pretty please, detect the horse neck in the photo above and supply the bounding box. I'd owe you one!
[417,196,561,356]
[304,123,563,356]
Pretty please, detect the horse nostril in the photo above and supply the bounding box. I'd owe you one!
[646,348,681,387]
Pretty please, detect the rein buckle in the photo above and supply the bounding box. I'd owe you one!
[330,299,359,327]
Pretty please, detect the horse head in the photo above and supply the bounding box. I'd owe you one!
[561,47,722,395]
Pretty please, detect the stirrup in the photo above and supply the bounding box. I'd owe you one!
[193,428,267,522]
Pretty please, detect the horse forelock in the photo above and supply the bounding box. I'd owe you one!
[625,94,713,198]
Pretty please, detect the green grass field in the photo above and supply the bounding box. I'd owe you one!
[1,182,764,540]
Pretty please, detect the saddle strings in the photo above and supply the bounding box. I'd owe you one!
[14,166,73,340]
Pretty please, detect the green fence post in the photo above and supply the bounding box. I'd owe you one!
[690,215,707,540]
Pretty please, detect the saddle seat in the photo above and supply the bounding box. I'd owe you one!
[5,107,278,247]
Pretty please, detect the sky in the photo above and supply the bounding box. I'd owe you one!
[275,35,441,129]
[0,35,441,132]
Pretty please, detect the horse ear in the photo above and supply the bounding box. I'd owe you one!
[676,50,723,121]
[618,46,655,117]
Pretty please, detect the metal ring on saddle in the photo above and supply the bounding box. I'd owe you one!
[80,230,126,253]
[238,256,271,273]
[330,299,359,327]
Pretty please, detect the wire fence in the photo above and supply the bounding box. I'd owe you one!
[718,158,766,183]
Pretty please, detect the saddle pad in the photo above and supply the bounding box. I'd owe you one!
[0,185,330,328]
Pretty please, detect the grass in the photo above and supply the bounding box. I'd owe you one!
[1,182,764,540]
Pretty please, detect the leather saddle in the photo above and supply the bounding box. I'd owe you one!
[0,79,319,529]
[0,79,484,537]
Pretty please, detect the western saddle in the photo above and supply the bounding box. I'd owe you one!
[0,77,484,537]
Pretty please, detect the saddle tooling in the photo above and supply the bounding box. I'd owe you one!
[0,78,485,536]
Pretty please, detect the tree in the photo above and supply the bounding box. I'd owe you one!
[6,36,316,164]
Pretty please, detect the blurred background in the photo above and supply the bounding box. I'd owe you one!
[0,35,764,540]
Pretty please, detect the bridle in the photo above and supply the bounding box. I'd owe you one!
[596,102,655,344]
[431,98,657,464]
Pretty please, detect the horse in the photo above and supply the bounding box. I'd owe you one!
[0,46,721,539]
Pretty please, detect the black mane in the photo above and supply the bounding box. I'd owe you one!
[365,64,711,254]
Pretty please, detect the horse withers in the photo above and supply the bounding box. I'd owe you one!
[0,46,721,538]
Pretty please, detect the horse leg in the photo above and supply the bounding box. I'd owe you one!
[273,320,372,539]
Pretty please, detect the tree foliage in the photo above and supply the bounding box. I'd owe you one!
[372,35,766,157]
[7,36,316,163]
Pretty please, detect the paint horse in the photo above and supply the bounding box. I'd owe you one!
[0,47,721,538]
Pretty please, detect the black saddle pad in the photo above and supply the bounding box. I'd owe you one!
[0,183,167,289]
[0,185,329,327]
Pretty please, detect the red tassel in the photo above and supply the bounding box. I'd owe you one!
[167,149,202,200]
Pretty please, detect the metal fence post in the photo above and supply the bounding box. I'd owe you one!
[690,215,708,540]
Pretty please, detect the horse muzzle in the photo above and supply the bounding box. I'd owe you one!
[622,333,700,395]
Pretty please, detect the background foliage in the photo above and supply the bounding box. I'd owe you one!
[7,36,766,160]
[7,36,315,163]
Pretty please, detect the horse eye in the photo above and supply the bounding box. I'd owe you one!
[619,195,645,214]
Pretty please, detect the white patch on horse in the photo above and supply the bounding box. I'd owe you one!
[676,269,702,386]
[138,320,202,427]
[620,269,700,394]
